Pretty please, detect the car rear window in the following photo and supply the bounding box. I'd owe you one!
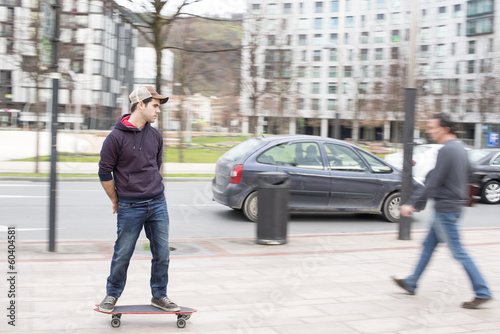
[220,137,263,162]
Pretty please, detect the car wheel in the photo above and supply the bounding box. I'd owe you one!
[242,191,258,222]
[383,192,401,223]
[481,180,500,204]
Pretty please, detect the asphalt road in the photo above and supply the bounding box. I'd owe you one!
[0,181,498,242]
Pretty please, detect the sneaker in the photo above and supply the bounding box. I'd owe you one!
[151,297,181,312]
[391,276,415,295]
[462,297,492,309]
[99,295,118,313]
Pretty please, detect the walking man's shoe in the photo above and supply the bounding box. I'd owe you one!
[99,295,118,313]
[391,276,415,295]
[462,297,492,309]
[151,297,181,312]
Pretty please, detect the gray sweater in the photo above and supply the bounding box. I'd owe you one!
[409,139,470,212]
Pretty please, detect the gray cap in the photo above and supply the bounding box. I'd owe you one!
[129,86,169,104]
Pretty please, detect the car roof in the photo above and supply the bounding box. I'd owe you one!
[258,134,348,145]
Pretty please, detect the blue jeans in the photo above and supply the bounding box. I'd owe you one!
[404,211,491,299]
[106,195,171,299]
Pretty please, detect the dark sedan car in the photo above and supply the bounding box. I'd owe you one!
[469,149,500,204]
[212,135,418,223]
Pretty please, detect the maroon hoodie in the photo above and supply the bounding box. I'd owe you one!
[98,114,164,203]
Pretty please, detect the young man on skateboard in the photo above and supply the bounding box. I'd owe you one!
[98,86,180,313]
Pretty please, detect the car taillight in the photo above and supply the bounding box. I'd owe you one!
[229,165,243,184]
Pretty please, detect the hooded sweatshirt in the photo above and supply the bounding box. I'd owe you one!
[98,114,164,203]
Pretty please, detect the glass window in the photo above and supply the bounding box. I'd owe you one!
[314,18,323,29]
[328,82,337,94]
[360,49,369,61]
[283,3,292,14]
[324,143,368,172]
[328,99,337,111]
[313,50,322,61]
[313,66,321,78]
[312,82,320,94]
[361,32,369,44]
[330,17,339,28]
[330,33,338,45]
[331,0,339,12]
[329,66,337,77]
[344,66,353,77]
[299,34,307,45]
[257,142,323,169]
[345,16,354,28]
[315,1,324,13]
[358,150,392,173]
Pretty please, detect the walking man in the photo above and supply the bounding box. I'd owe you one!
[98,86,180,313]
[393,113,492,309]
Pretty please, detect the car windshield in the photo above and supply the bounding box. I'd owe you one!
[219,137,263,162]
[468,150,491,163]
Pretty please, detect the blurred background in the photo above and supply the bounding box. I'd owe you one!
[0,0,499,170]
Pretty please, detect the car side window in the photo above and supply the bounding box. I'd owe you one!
[357,150,393,173]
[324,143,367,172]
[491,153,500,166]
[256,142,324,170]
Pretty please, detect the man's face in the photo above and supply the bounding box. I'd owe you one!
[141,98,161,123]
[425,118,448,144]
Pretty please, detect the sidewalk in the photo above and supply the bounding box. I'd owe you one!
[0,161,215,175]
[3,228,499,334]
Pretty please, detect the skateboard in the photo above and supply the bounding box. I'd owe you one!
[94,304,197,328]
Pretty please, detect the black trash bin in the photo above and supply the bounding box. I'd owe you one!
[256,172,290,245]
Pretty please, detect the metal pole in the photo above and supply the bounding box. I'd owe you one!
[48,0,60,252]
[49,78,58,252]
[399,0,418,240]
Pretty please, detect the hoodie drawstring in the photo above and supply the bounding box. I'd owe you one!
[133,131,137,150]
[139,126,148,151]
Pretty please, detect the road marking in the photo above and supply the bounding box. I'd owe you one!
[0,195,48,198]
[0,225,50,232]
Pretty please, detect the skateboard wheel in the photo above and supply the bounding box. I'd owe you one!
[111,318,121,328]
[176,318,186,328]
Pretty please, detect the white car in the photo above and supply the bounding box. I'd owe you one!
[384,144,443,182]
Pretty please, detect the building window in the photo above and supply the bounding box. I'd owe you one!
[436,44,446,57]
[391,12,402,24]
[392,30,400,42]
[453,4,462,17]
[331,0,339,12]
[328,99,337,111]
[313,66,321,78]
[391,47,399,59]
[438,6,447,20]
[359,82,368,94]
[299,34,307,45]
[283,3,292,14]
[345,16,354,28]
[313,34,323,45]
[299,18,308,29]
[376,0,386,10]
[436,25,446,39]
[360,49,369,61]
[376,13,385,25]
[313,50,322,61]
[466,17,493,36]
[267,35,276,46]
[312,99,320,111]
[314,18,323,29]
[344,66,353,77]
[312,82,320,94]
[328,83,337,94]
[329,49,337,61]
[330,33,338,45]
[468,60,475,73]
[468,41,476,54]
[375,31,385,43]
[375,48,383,60]
[329,66,337,77]
[361,32,369,44]
[315,1,323,13]
[374,65,383,77]
[330,17,338,28]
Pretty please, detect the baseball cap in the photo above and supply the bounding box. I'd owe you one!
[129,86,169,104]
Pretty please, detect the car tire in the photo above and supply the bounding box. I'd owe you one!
[383,192,401,223]
[242,191,258,222]
[481,180,500,204]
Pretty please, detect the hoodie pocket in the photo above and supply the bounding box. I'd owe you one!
[126,170,154,193]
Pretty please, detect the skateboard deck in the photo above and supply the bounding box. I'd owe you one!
[94,304,197,328]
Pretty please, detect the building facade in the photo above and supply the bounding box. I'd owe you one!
[0,0,137,129]
[240,0,499,146]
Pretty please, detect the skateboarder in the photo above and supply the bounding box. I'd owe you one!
[97,86,180,313]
